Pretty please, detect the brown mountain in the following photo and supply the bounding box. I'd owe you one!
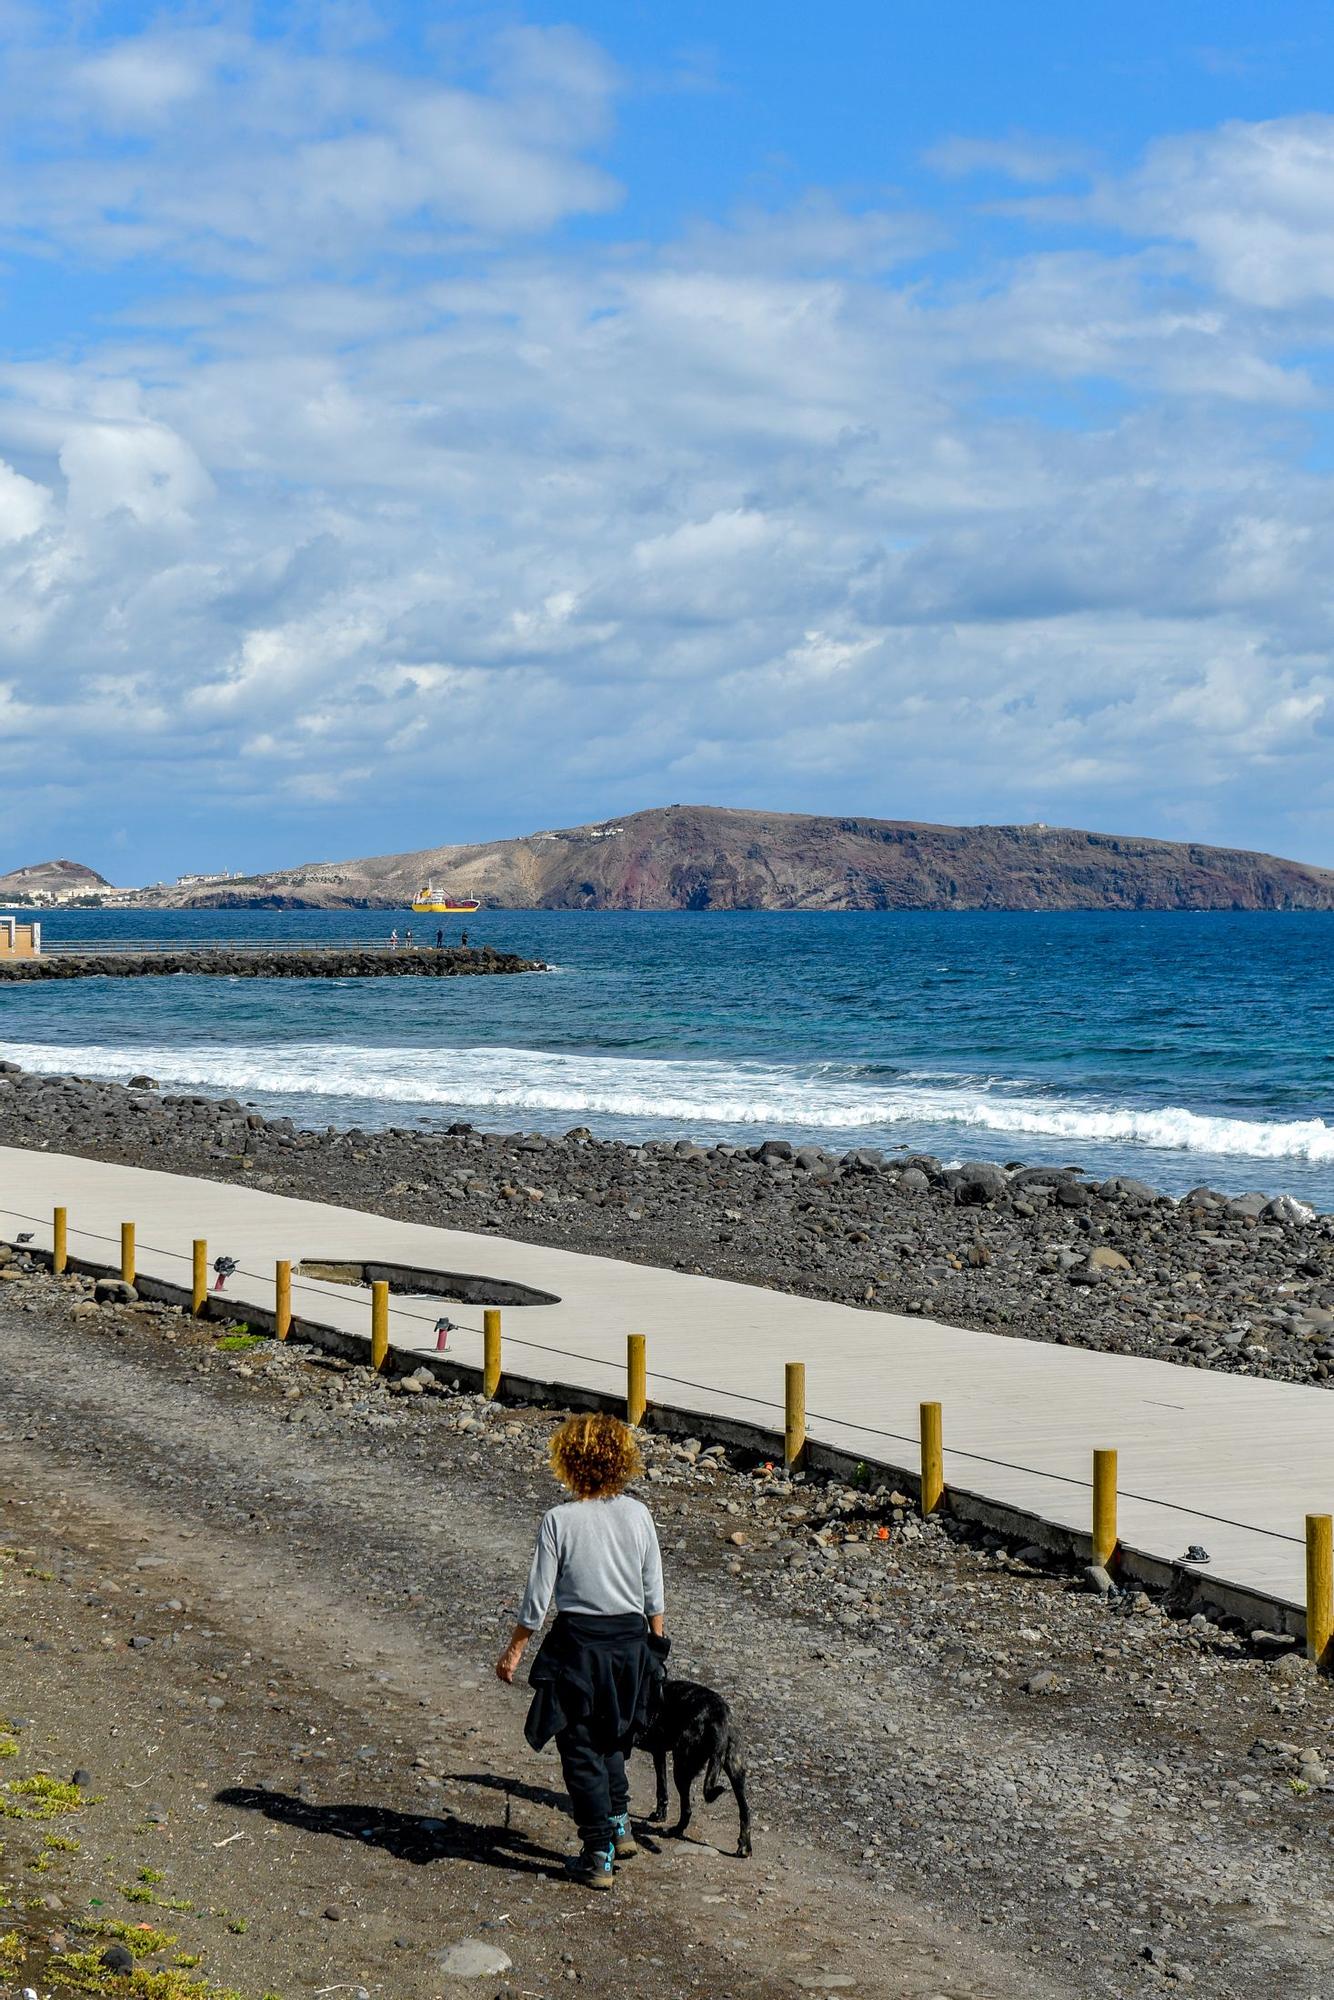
[132,806,1334,912]
[0,859,113,901]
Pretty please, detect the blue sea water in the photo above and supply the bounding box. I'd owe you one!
[2,908,1333,1207]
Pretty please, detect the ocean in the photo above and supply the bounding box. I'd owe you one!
[2,908,1333,1207]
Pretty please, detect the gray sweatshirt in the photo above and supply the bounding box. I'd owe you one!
[517,1494,664,1630]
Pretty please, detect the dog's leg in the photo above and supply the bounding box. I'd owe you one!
[670,1751,695,1842]
[727,1748,752,1859]
[649,1748,669,1825]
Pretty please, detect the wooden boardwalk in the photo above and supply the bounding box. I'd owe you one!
[1,1146,1329,1622]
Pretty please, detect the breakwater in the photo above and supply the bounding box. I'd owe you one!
[0,944,544,980]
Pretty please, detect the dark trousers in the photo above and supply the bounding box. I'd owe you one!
[556,1720,629,1848]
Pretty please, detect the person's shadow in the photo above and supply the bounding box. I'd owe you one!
[448,1772,666,1852]
[214,1786,562,1878]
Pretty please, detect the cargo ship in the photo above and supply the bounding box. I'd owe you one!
[411,882,480,914]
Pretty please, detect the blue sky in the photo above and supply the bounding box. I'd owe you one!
[5,2,1334,879]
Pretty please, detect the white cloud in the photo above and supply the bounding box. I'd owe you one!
[0,18,1333,868]
[1086,115,1334,307]
[925,133,1091,185]
[0,459,50,542]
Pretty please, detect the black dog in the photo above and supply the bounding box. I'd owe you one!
[636,1677,751,1857]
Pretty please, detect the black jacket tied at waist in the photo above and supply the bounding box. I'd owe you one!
[524,1612,670,1754]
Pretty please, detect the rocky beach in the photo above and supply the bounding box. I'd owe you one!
[1,1061,1330,1391]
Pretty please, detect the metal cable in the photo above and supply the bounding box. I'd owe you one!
[0,1202,1308,1548]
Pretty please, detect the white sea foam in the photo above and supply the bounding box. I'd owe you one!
[4,1038,1334,1165]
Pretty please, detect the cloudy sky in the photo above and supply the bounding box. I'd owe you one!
[5,1,1334,879]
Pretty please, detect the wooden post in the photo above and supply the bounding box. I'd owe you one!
[1092,1449,1118,1568]
[192,1239,207,1316]
[371,1281,389,1371]
[627,1333,647,1427]
[483,1308,502,1400]
[784,1361,806,1469]
[52,1207,67,1276]
[919,1401,944,1516]
[1307,1513,1333,1670]
[275,1260,292,1341]
[120,1222,135,1287]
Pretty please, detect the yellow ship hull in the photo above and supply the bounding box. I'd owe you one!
[412,898,480,914]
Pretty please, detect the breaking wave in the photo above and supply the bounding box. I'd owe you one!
[5,1039,1334,1165]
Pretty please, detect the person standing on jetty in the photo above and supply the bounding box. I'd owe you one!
[496,1413,667,1888]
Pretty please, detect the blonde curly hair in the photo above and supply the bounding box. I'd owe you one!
[548,1411,643,1499]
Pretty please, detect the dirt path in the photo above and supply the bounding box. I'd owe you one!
[0,1269,1330,2000]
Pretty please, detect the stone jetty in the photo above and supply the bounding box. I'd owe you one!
[0,944,544,980]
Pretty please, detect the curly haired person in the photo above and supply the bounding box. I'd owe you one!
[496,1411,667,1888]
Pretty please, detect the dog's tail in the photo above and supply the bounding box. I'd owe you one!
[703,1725,738,1804]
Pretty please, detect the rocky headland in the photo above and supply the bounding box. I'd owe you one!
[40,803,1334,911]
[1,1062,1330,1390]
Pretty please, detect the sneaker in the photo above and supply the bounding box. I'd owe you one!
[610,1813,640,1859]
[567,1842,615,1889]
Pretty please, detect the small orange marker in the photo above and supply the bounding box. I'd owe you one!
[877,1525,890,1540]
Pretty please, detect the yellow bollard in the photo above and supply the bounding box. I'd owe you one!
[371,1280,389,1371]
[52,1206,67,1277]
[1092,1448,1118,1568]
[784,1361,806,1469]
[120,1222,135,1287]
[275,1260,292,1341]
[1307,1513,1333,1670]
[192,1239,207,1316]
[627,1333,647,1427]
[919,1401,944,1516]
[483,1308,502,1400]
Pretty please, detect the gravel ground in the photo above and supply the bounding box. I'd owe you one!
[1,1066,1332,1393]
[0,1260,1329,2000]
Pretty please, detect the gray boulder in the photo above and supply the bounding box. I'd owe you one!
[1099,1176,1159,1203]
[950,1161,1009,1204]
[1262,1195,1314,1226]
[94,1278,138,1305]
[437,1938,513,1978]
